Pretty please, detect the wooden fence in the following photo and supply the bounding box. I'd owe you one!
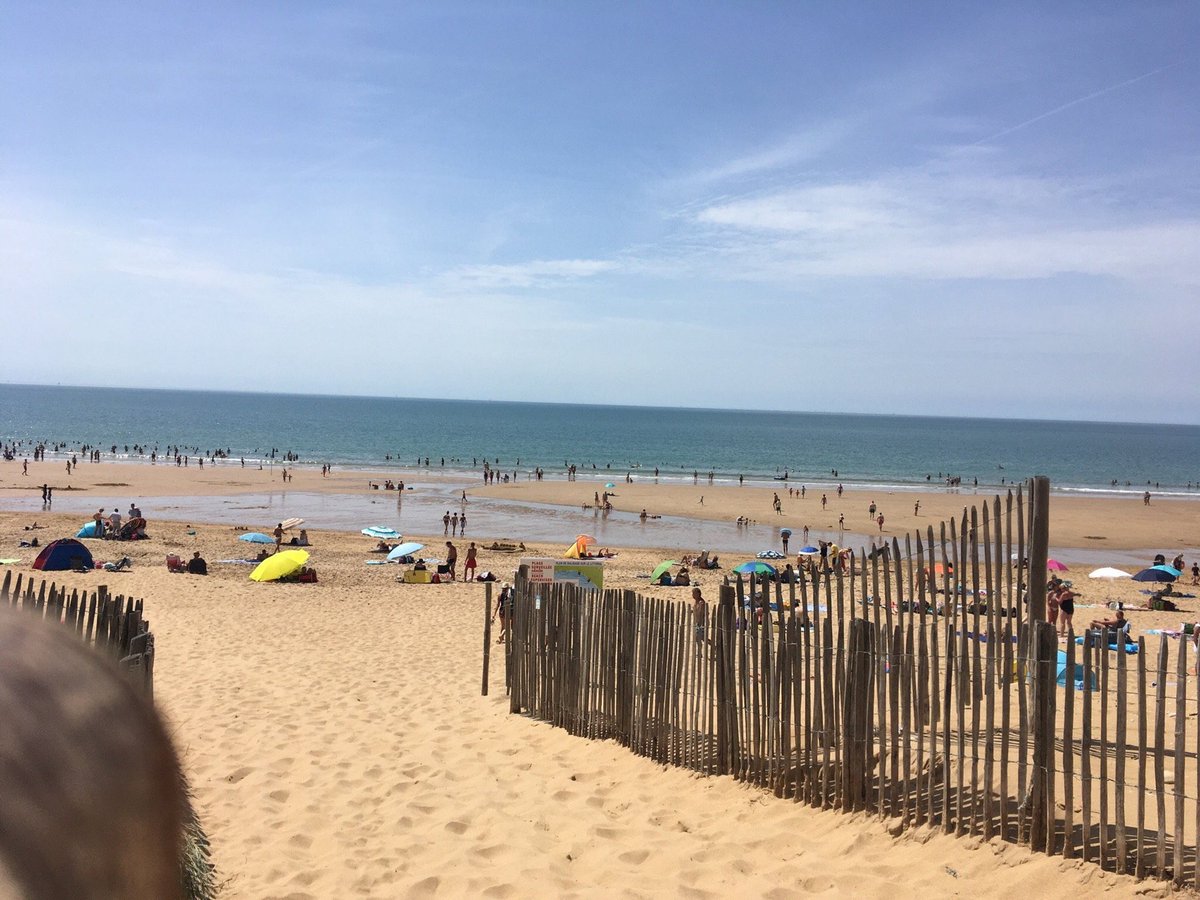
[502,480,1199,887]
[0,569,155,696]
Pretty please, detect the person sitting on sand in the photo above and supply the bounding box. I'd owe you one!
[297,529,310,547]
[185,551,208,576]
[374,540,392,553]
[413,558,427,571]
[1089,609,1131,642]
[673,567,690,587]
[255,548,271,561]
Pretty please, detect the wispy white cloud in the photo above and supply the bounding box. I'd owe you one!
[970,63,1182,147]
[674,118,859,188]
[437,258,618,291]
[682,167,1200,285]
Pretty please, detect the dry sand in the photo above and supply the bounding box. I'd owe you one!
[2,463,1197,897]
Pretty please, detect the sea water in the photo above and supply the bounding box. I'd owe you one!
[2,383,1198,494]
[3,384,1197,556]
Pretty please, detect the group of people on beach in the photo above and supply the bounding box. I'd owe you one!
[442,510,466,535]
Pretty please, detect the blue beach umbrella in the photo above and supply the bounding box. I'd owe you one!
[734,561,776,576]
[239,532,274,544]
[362,526,401,540]
[1132,567,1177,583]
[799,546,819,555]
[387,541,425,561]
[604,482,615,489]
[780,528,792,537]
[1151,564,1182,578]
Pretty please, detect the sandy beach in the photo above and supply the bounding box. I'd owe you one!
[2,461,1197,898]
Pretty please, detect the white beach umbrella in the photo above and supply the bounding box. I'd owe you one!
[1088,567,1132,579]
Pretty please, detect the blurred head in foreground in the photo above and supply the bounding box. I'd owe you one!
[0,609,184,900]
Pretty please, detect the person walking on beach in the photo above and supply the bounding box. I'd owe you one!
[492,583,512,643]
[273,523,284,551]
[802,525,809,543]
[443,511,451,535]
[876,513,884,533]
[914,500,921,516]
[463,542,477,580]
[451,512,459,535]
[1144,491,1151,505]
[459,511,466,533]
[821,494,827,510]
[445,541,458,580]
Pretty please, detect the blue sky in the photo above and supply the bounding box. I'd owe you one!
[2,2,1198,423]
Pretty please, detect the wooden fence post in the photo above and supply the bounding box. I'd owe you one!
[1028,475,1053,853]
[716,582,737,775]
[482,582,493,696]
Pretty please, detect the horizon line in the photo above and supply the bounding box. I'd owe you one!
[2,380,1197,430]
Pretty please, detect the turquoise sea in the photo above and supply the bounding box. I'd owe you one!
[3,384,1197,558]
[2,383,1199,495]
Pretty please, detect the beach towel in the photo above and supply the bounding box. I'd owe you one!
[1074,635,1139,654]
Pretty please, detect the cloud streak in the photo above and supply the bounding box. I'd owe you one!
[970,63,1182,147]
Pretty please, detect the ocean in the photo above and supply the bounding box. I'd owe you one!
[3,384,1196,558]
[2,383,1199,495]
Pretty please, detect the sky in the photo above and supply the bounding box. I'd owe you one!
[2,2,1198,424]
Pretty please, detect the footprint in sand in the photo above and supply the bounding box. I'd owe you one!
[444,820,468,835]
[268,789,290,803]
[405,875,440,898]
[481,884,517,898]
[225,766,254,784]
[618,849,649,866]
[289,833,314,849]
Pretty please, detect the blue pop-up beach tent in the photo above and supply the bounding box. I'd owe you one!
[32,538,93,571]
[1056,649,1098,690]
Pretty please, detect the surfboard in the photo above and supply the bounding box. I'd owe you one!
[280,518,304,531]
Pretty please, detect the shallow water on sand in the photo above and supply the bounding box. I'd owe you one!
[7,480,871,558]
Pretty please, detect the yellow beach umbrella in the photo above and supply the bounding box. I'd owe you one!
[249,549,309,582]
